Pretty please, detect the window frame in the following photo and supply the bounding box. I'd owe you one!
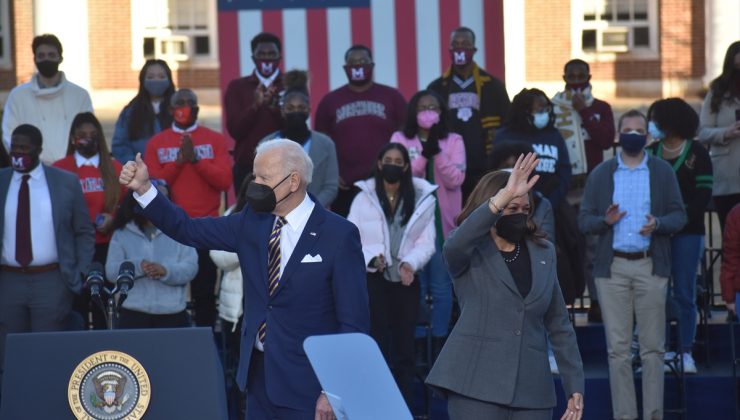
[570,0,659,61]
[131,0,219,71]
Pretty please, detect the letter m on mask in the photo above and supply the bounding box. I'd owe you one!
[351,67,365,80]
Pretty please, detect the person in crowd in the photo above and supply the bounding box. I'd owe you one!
[260,70,338,207]
[578,109,686,420]
[389,90,464,359]
[489,140,555,242]
[494,88,572,210]
[0,145,9,168]
[0,124,94,388]
[119,138,369,419]
[224,32,284,194]
[112,59,176,164]
[315,44,406,217]
[721,203,740,316]
[426,155,584,420]
[2,34,93,163]
[106,187,197,328]
[347,143,436,407]
[53,112,125,329]
[428,27,510,200]
[646,98,713,374]
[699,41,740,231]
[144,88,232,327]
[552,59,616,323]
[552,59,616,176]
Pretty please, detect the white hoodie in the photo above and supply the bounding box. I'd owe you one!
[2,72,93,163]
[348,177,438,277]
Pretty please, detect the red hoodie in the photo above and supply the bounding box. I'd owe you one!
[53,155,124,244]
[721,204,740,303]
[144,126,233,217]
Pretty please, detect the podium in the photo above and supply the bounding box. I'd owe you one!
[304,333,412,420]
[0,327,227,420]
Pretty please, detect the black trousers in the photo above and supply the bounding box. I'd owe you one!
[191,248,218,327]
[714,193,740,234]
[366,271,420,408]
[117,307,191,329]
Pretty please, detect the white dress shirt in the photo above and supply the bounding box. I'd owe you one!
[134,186,316,352]
[74,151,100,168]
[2,165,59,266]
[256,68,280,88]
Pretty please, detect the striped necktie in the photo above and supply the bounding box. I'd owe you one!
[258,216,286,345]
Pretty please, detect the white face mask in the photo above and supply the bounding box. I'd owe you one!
[532,112,549,129]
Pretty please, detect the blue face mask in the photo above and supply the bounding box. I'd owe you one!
[532,112,549,129]
[648,121,665,140]
[619,131,647,155]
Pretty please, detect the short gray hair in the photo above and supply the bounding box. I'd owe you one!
[255,138,314,184]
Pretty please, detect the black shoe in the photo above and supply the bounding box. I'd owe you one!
[588,300,602,323]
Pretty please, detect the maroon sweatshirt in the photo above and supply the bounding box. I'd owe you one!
[578,97,615,172]
[223,73,284,171]
[314,83,406,184]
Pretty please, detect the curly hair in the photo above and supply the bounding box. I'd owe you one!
[647,98,699,140]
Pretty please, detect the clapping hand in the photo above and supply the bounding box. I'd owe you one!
[141,260,167,280]
[639,214,657,236]
[399,263,415,286]
[119,153,152,195]
[604,204,626,226]
[177,134,196,164]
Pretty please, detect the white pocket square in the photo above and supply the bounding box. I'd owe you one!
[301,254,323,263]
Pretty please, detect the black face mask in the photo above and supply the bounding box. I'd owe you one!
[495,213,529,244]
[381,164,404,184]
[245,174,292,213]
[282,112,311,144]
[36,60,60,78]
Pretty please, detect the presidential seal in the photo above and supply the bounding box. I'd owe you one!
[68,350,151,420]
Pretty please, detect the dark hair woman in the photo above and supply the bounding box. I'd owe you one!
[347,142,438,407]
[53,111,125,328]
[426,154,584,420]
[494,88,572,209]
[112,59,175,164]
[390,89,465,355]
[647,97,713,373]
[698,41,740,230]
[107,188,197,329]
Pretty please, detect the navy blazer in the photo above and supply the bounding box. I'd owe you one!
[0,165,94,293]
[140,191,370,410]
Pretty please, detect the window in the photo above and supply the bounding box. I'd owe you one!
[574,0,657,55]
[0,0,11,67]
[132,0,218,69]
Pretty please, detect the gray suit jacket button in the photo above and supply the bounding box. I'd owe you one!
[514,330,521,336]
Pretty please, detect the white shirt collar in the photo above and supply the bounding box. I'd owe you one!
[281,193,314,233]
[256,69,280,88]
[74,151,100,168]
[12,163,45,182]
[171,123,199,134]
[617,151,648,170]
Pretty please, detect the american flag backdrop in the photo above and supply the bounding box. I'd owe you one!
[217,0,506,103]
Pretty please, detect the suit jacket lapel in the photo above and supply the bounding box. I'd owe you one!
[481,240,521,298]
[524,240,552,305]
[43,166,61,235]
[0,170,12,233]
[272,204,325,297]
[256,215,273,296]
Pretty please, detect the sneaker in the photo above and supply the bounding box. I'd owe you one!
[549,355,559,374]
[682,352,697,374]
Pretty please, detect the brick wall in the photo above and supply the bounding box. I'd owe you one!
[174,68,220,89]
[524,0,572,81]
[660,0,705,79]
[11,0,35,85]
[88,0,138,89]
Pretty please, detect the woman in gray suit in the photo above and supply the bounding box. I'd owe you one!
[426,153,585,420]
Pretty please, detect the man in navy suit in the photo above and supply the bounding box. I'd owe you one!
[120,138,370,419]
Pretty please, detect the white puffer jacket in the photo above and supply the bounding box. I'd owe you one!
[348,177,437,275]
[210,207,243,325]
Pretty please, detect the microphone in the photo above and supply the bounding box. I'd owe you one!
[85,262,105,296]
[116,261,136,295]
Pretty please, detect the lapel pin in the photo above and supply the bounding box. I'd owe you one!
[540,260,546,264]
[310,232,317,236]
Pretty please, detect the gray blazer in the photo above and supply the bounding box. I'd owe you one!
[577,155,686,278]
[260,130,339,207]
[0,165,94,293]
[426,202,584,409]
